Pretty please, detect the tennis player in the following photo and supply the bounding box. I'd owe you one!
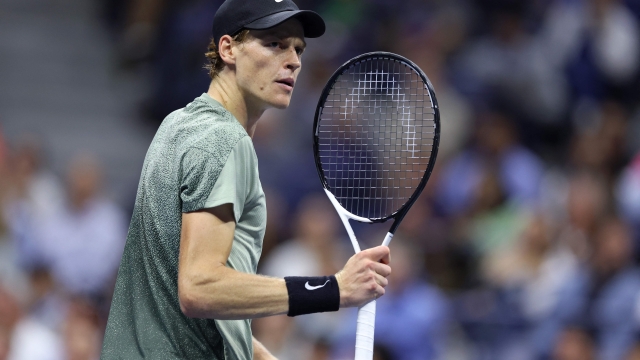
[101,0,391,359]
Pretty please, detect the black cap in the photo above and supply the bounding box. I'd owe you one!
[212,0,326,46]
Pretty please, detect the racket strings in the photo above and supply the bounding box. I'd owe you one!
[317,56,437,220]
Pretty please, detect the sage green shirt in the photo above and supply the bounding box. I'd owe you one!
[102,94,266,360]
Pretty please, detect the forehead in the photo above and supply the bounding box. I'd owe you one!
[249,19,306,46]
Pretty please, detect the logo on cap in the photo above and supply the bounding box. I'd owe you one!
[275,0,283,2]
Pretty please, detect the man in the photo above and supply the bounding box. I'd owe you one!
[101,0,392,359]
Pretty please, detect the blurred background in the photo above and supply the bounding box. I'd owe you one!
[2,0,640,359]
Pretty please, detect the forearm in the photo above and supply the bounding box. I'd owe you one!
[179,207,289,320]
[179,265,288,320]
[253,337,277,360]
[179,207,391,320]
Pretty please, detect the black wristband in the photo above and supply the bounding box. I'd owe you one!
[284,275,340,317]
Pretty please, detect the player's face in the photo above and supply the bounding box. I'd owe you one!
[234,19,306,110]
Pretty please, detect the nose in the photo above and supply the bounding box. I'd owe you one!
[285,47,301,72]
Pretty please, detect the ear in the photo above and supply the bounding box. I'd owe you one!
[218,35,237,66]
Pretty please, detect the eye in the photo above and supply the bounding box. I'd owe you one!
[295,47,304,56]
[268,42,279,48]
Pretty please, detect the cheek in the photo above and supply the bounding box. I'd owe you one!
[238,56,272,90]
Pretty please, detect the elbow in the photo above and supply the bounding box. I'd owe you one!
[178,283,201,318]
[178,274,224,318]
[178,265,227,318]
[178,277,216,318]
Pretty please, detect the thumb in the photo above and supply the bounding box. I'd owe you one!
[362,245,390,264]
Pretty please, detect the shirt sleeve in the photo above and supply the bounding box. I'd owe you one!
[179,135,249,215]
[180,136,255,221]
[203,138,251,222]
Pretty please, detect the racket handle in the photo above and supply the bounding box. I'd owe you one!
[354,300,376,360]
[381,232,394,247]
[353,232,392,359]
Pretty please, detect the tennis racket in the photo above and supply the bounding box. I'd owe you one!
[313,52,440,360]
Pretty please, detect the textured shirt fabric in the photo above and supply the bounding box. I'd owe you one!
[102,93,266,360]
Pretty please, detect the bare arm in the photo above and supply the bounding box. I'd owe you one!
[178,204,288,319]
[178,203,392,320]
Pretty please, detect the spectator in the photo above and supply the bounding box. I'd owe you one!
[38,155,127,305]
[0,283,64,360]
[552,326,596,360]
[483,213,579,325]
[543,0,640,102]
[27,265,67,333]
[465,167,532,257]
[556,172,609,261]
[2,136,64,271]
[532,217,640,359]
[436,108,544,217]
[569,100,630,178]
[8,315,64,360]
[62,299,102,360]
[454,1,568,126]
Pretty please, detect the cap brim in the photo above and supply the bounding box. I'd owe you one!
[243,10,325,38]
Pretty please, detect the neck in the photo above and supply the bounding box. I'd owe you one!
[207,73,264,137]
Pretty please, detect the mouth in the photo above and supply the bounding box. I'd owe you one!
[275,78,295,91]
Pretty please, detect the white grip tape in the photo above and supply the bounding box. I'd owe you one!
[381,232,394,247]
[354,300,377,360]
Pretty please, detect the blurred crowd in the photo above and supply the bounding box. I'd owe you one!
[0,135,127,359]
[2,0,640,359]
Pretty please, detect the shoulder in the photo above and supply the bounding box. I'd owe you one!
[229,136,257,159]
[170,95,249,157]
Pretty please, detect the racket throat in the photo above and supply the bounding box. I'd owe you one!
[323,188,370,253]
[342,217,361,253]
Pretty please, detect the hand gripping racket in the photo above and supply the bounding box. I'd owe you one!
[313,52,440,360]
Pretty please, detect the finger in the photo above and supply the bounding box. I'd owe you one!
[380,248,390,265]
[374,273,388,288]
[362,245,390,262]
[371,262,391,278]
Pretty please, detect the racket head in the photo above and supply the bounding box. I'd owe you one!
[313,52,440,223]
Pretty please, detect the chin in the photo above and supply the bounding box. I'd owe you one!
[269,97,292,110]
